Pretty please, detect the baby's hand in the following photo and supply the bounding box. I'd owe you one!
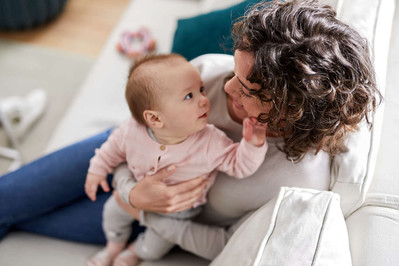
[242,117,267,146]
[85,173,110,201]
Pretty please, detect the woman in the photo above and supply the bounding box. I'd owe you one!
[0,0,379,263]
[103,0,381,261]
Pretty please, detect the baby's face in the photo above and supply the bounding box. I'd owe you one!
[156,59,210,139]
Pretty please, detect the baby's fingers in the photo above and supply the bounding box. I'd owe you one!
[100,180,110,192]
[253,122,267,133]
[249,117,267,134]
[249,117,266,128]
[85,184,98,201]
[242,117,254,141]
[243,117,268,146]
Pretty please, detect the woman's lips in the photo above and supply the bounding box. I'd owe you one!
[233,99,244,110]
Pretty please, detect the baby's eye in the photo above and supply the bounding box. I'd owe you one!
[200,87,205,93]
[184,93,193,100]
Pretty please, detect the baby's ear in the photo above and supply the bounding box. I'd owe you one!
[143,110,163,128]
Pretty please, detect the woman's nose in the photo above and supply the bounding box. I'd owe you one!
[224,77,239,96]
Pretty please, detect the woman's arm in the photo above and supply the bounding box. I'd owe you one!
[113,191,253,260]
[113,163,208,213]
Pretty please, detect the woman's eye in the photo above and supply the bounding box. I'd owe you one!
[239,87,251,98]
[184,93,193,100]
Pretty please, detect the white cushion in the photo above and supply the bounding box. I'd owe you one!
[346,194,399,266]
[211,187,351,266]
[330,0,395,217]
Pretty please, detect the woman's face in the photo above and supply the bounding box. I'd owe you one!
[224,50,272,123]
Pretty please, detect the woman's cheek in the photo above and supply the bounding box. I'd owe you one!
[245,98,271,118]
[243,98,260,117]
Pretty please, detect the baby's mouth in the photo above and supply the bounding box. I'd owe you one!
[199,113,208,119]
[199,111,209,119]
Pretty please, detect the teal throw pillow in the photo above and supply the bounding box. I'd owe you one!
[171,0,261,61]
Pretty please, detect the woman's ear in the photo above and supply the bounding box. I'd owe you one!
[143,110,164,128]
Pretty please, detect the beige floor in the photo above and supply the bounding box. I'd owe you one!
[0,0,130,57]
[0,39,95,174]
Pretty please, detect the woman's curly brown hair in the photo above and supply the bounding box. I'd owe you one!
[232,0,382,161]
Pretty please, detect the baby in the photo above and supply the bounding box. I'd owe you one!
[85,54,267,266]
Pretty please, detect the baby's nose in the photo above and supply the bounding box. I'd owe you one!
[199,96,209,107]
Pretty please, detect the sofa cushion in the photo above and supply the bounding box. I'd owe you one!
[368,0,398,197]
[330,0,395,217]
[211,187,352,266]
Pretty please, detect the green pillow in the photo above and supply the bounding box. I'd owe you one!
[171,0,261,61]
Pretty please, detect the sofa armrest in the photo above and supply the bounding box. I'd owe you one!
[346,194,399,266]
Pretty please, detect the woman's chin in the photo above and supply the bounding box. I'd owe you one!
[233,107,248,122]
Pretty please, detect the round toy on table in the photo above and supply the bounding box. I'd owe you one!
[117,27,156,58]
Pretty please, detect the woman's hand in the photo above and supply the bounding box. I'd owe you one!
[114,191,141,220]
[129,165,208,214]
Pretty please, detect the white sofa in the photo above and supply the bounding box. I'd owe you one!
[0,0,397,265]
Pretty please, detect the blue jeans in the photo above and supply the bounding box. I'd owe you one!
[0,129,144,245]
